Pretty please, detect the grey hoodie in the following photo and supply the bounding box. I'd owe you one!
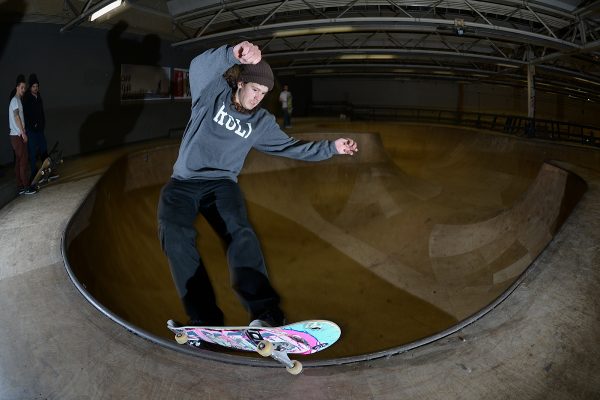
[172,45,337,182]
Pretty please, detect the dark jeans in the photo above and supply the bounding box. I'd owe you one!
[158,178,281,324]
[27,129,48,181]
[282,108,291,128]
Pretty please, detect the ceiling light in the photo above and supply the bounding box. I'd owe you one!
[274,26,354,37]
[90,0,123,21]
[497,63,519,68]
[339,54,397,60]
[574,77,600,86]
[454,18,465,36]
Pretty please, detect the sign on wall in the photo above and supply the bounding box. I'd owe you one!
[172,68,191,100]
[121,64,171,101]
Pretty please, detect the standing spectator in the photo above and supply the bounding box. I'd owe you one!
[279,84,292,128]
[23,73,48,182]
[8,74,36,195]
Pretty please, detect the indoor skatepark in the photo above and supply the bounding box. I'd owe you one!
[3,0,600,397]
[2,120,600,398]
[64,123,586,360]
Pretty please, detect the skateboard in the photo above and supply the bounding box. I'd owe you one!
[31,142,63,188]
[167,319,341,375]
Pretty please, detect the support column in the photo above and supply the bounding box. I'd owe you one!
[527,64,536,119]
[526,48,537,138]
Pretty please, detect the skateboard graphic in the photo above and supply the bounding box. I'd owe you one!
[31,142,62,188]
[167,319,341,375]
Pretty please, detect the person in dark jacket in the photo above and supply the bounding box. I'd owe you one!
[22,73,48,182]
[160,41,357,328]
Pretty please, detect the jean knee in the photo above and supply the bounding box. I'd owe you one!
[159,219,194,253]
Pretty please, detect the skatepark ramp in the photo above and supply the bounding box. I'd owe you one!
[62,129,586,367]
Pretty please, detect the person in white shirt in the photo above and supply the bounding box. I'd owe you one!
[8,74,36,195]
[278,84,292,128]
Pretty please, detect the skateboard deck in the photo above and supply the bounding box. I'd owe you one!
[31,141,62,188]
[31,157,51,187]
[167,319,341,374]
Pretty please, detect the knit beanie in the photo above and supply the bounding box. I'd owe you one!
[29,73,39,86]
[16,74,26,86]
[238,60,274,91]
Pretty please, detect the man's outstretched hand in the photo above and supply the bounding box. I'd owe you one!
[335,138,358,155]
[232,41,262,64]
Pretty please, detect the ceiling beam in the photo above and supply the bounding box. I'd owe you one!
[531,38,600,64]
[171,17,580,51]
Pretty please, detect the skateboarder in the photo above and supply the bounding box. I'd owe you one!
[158,41,357,329]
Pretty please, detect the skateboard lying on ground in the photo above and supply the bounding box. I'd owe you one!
[167,319,341,375]
[31,142,63,188]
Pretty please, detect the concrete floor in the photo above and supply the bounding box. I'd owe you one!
[1,120,600,399]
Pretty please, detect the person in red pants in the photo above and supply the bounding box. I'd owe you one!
[8,74,36,195]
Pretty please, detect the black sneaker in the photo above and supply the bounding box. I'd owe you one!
[167,319,182,328]
[189,319,224,327]
[249,308,286,328]
[167,315,225,327]
[21,186,38,195]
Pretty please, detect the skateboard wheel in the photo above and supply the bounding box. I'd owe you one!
[256,340,273,357]
[286,360,303,375]
[175,332,188,345]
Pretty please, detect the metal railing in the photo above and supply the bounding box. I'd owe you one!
[308,102,600,148]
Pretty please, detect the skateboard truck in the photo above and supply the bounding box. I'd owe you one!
[173,328,303,375]
[256,340,303,375]
[246,329,303,375]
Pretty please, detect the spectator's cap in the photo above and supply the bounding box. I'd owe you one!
[29,73,39,86]
[238,60,274,91]
[16,74,26,86]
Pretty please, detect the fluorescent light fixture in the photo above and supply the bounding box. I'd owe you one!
[90,0,123,21]
[274,26,354,37]
[339,54,397,60]
[497,63,519,68]
[564,86,588,94]
[574,77,600,86]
